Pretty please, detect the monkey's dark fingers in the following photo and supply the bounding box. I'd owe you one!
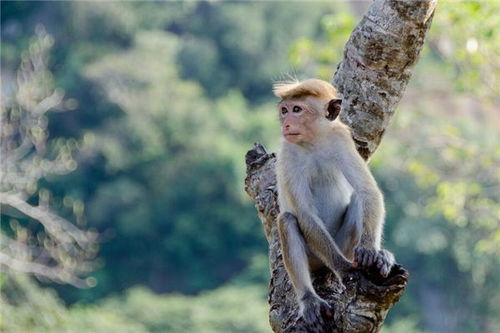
[376,249,395,277]
[363,248,377,267]
[375,255,389,277]
[354,247,366,267]
[354,247,379,269]
[354,247,364,265]
[380,263,391,278]
[361,251,369,267]
[380,249,395,264]
[376,255,384,269]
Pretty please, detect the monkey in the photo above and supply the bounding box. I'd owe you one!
[274,79,394,331]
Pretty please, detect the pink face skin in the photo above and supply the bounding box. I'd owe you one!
[278,98,320,145]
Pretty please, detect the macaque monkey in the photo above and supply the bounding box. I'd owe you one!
[274,79,394,330]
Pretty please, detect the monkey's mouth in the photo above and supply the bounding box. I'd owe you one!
[285,133,300,137]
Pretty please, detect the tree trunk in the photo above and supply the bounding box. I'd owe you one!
[244,1,437,332]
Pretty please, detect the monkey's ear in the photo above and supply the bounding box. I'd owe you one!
[326,99,342,121]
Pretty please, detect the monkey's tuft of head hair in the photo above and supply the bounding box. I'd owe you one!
[273,79,337,101]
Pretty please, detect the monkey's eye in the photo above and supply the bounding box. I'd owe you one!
[281,107,288,115]
[293,106,302,113]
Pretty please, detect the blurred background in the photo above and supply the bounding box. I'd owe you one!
[0,1,498,332]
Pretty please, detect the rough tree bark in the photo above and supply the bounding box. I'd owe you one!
[244,1,437,332]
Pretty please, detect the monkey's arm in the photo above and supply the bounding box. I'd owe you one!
[335,137,395,276]
[336,145,384,250]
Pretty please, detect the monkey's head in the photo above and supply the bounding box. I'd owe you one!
[273,79,342,145]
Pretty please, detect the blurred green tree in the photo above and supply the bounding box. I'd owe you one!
[1,2,498,332]
[286,1,499,332]
[0,27,97,288]
[73,30,276,299]
[375,97,499,332]
[1,274,269,333]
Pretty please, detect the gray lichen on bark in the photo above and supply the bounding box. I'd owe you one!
[245,0,437,332]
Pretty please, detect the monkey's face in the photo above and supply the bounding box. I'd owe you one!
[279,98,321,145]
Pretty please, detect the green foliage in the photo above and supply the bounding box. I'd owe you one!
[0,276,149,333]
[101,285,269,333]
[374,101,499,331]
[427,1,500,99]
[1,276,268,333]
[56,30,278,299]
[2,1,499,332]
[289,8,356,79]
[172,1,331,101]
[381,317,424,333]
[1,26,97,287]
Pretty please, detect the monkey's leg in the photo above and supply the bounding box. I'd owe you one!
[297,212,352,280]
[278,212,315,298]
[335,192,362,259]
[278,212,332,331]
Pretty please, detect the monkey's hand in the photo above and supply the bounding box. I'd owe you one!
[353,247,395,278]
[300,292,332,333]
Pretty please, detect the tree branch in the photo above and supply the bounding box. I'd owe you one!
[0,253,90,288]
[0,192,94,248]
[335,0,437,160]
[245,0,436,332]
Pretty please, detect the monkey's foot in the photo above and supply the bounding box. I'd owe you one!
[353,247,395,277]
[300,292,332,333]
